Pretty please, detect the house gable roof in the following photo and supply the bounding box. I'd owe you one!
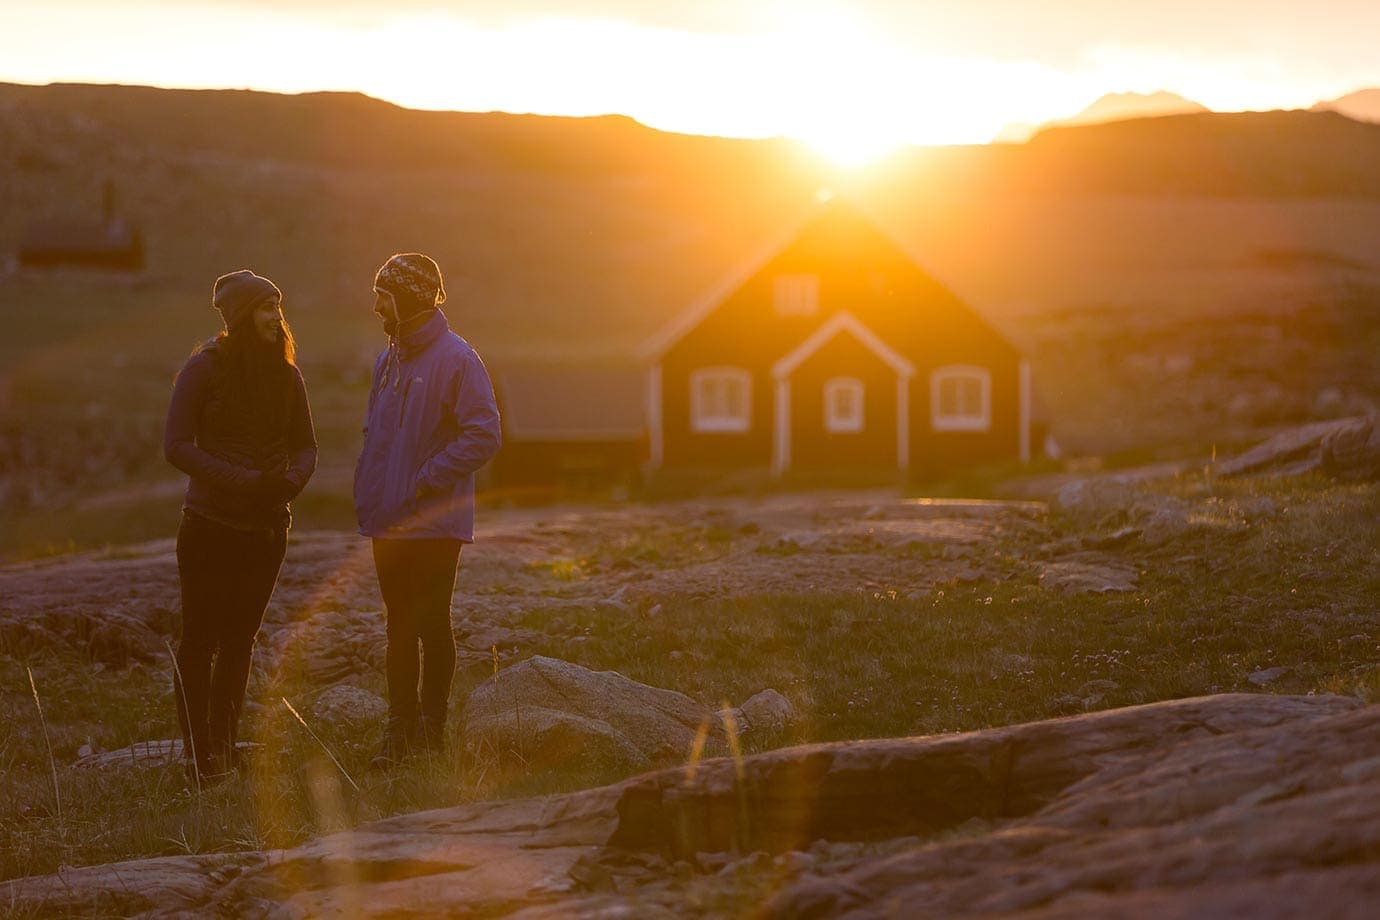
[637,193,1022,366]
[635,199,823,361]
[772,311,916,380]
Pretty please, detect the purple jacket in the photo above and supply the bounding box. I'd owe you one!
[353,310,501,542]
[164,342,317,531]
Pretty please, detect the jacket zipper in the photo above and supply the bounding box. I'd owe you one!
[398,377,415,428]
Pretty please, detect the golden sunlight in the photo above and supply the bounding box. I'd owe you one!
[797,122,904,168]
[767,7,910,166]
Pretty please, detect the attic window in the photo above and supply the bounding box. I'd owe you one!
[773,274,819,316]
[931,365,991,432]
[823,377,864,433]
[690,367,751,432]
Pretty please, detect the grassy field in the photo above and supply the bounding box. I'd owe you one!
[2,472,1377,881]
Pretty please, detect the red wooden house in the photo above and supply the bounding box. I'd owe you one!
[638,195,1033,479]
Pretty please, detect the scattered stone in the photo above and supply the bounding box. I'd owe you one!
[1052,479,1195,546]
[1053,478,1142,524]
[738,689,795,736]
[460,625,543,653]
[1248,666,1293,686]
[260,609,386,685]
[1047,693,1086,716]
[777,531,825,551]
[73,739,262,770]
[1083,526,1141,550]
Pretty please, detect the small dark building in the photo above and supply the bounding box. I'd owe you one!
[18,180,144,271]
[490,361,647,498]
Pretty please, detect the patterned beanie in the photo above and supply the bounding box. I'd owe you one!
[374,253,446,315]
[212,270,281,330]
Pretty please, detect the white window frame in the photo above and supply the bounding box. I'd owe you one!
[823,377,865,433]
[772,274,819,317]
[930,365,991,432]
[690,367,752,433]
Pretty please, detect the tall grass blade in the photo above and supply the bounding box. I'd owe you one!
[165,640,201,792]
[26,666,62,821]
[281,697,360,793]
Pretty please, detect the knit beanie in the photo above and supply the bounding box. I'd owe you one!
[374,253,446,318]
[212,270,281,330]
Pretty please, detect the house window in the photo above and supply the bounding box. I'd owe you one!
[823,377,864,433]
[690,367,752,432]
[931,365,991,431]
[773,274,819,317]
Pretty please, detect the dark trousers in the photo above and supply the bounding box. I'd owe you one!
[174,511,286,770]
[372,538,462,728]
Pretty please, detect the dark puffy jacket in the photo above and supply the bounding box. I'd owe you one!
[353,310,501,542]
[164,340,318,531]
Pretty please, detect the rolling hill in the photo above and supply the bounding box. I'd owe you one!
[0,82,1378,547]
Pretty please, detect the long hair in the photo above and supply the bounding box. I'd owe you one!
[196,317,298,435]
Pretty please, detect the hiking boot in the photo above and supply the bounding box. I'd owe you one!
[183,754,233,790]
[417,715,447,755]
[369,719,416,771]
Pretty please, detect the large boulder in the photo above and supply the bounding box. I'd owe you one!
[461,656,728,775]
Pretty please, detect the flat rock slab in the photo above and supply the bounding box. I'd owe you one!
[1039,554,1139,594]
[8,693,1373,919]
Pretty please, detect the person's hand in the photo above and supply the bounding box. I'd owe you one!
[413,475,443,504]
[255,471,298,504]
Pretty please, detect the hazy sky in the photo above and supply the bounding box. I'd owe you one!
[4,0,1378,155]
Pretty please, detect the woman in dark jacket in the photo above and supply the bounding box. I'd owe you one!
[164,270,317,784]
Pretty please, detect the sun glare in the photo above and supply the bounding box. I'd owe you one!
[798,125,904,168]
[769,7,911,167]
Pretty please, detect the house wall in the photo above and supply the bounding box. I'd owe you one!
[788,335,898,469]
[659,353,774,466]
[490,439,644,496]
[909,359,1021,478]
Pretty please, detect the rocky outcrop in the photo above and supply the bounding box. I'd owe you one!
[8,693,1375,919]
[1216,414,1379,480]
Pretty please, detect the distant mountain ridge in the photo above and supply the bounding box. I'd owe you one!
[1312,88,1380,123]
[5,81,1380,217]
[1062,90,1210,126]
[0,81,796,178]
[995,90,1209,143]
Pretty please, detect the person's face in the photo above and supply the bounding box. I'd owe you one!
[373,288,398,333]
[252,296,284,344]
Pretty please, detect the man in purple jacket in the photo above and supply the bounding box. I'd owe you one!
[354,253,501,767]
